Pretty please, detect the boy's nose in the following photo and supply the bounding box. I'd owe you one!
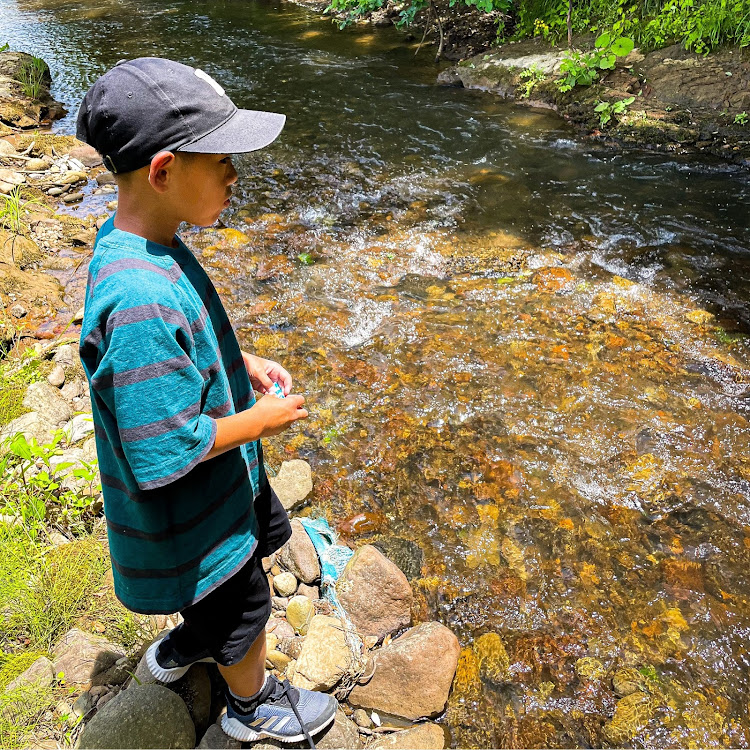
[227,161,238,185]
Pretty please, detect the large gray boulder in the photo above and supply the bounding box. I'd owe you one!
[278,519,320,584]
[77,683,195,749]
[336,545,412,642]
[348,622,460,720]
[268,460,312,511]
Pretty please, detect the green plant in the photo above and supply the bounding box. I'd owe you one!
[17,56,46,100]
[0,525,107,650]
[519,64,547,98]
[735,111,748,125]
[297,252,315,265]
[1,430,102,536]
[594,95,636,125]
[558,32,634,92]
[0,679,59,747]
[0,43,9,53]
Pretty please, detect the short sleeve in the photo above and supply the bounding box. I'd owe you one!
[90,292,217,491]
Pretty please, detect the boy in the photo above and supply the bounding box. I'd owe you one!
[76,57,336,746]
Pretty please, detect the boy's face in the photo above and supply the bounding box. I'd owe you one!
[171,152,238,227]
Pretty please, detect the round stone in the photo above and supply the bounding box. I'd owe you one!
[273,572,298,597]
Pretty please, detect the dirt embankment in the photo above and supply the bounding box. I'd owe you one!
[438,38,750,167]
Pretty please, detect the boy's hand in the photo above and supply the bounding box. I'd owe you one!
[253,392,308,437]
[241,351,292,396]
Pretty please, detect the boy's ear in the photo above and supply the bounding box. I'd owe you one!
[148,151,177,192]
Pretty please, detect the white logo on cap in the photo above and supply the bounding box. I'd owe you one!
[194,69,225,97]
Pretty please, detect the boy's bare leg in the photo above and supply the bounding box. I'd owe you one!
[218,629,267,697]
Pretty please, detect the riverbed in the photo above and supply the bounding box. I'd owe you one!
[3,0,750,745]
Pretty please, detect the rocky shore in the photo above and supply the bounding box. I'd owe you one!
[437,37,750,167]
[0,50,459,749]
[1,348,459,748]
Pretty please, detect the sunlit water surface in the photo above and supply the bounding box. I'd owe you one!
[3,0,750,745]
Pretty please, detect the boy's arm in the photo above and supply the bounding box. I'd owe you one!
[201,393,308,462]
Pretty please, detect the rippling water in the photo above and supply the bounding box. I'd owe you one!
[4,0,750,744]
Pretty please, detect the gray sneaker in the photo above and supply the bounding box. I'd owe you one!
[145,632,215,683]
[221,674,337,746]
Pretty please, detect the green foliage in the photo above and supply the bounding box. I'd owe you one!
[0,351,43,422]
[594,95,635,125]
[0,650,48,691]
[518,63,546,97]
[0,524,107,650]
[0,43,8,53]
[0,430,102,536]
[17,56,46,100]
[297,252,315,265]
[558,32,634,91]
[735,111,748,125]
[616,0,750,53]
[0,678,58,748]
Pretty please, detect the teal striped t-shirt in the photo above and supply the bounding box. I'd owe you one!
[80,217,263,614]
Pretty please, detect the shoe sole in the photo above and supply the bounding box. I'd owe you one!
[221,707,336,743]
[145,641,215,683]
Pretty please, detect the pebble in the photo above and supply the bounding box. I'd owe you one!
[73,306,85,323]
[95,692,116,709]
[106,200,118,210]
[72,691,95,718]
[353,708,372,728]
[286,595,314,635]
[0,168,25,186]
[10,303,27,318]
[47,186,68,196]
[0,141,17,156]
[96,171,116,185]
[63,191,84,203]
[47,364,65,387]
[89,685,108,698]
[25,158,50,171]
[273,572,298,597]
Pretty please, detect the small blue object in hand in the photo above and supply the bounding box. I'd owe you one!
[268,382,285,398]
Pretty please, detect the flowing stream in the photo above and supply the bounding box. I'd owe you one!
[3,0,750,744]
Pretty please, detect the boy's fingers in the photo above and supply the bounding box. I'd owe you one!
[295,408,309,420]
[287,394,305,408]
[256,370,274,390]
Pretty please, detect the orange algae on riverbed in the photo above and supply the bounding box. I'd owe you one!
[166,192,750,745]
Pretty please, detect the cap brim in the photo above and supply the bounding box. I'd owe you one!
[177,109,286,155]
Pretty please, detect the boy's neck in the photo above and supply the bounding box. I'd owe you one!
[114,186,181,249]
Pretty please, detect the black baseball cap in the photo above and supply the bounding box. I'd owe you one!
[76,57,286,174]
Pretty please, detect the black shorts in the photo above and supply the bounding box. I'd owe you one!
[168,481,292,667]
